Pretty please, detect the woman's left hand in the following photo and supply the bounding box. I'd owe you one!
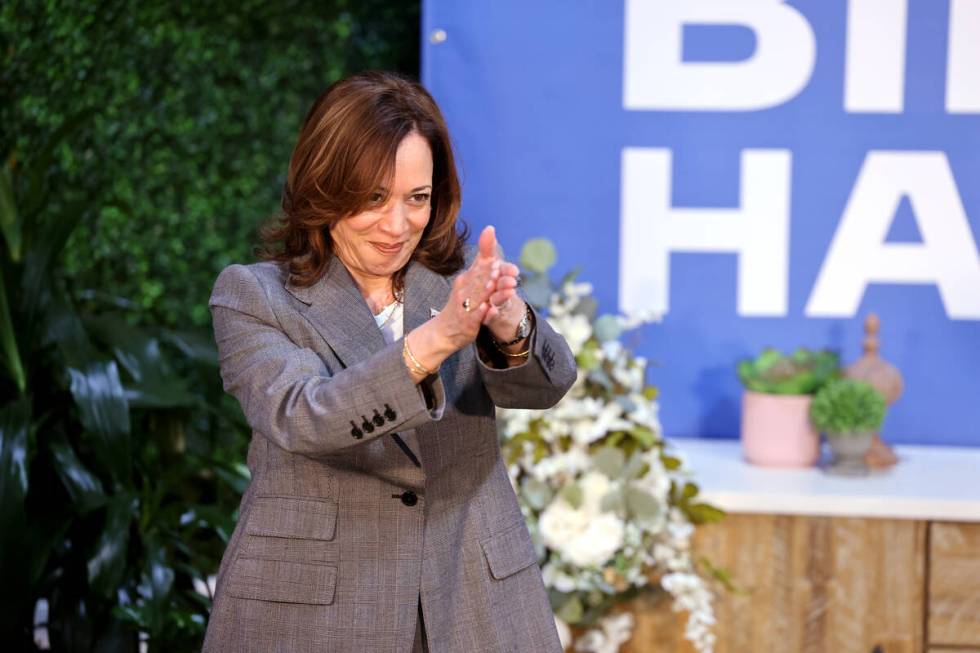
[482,254,527,344]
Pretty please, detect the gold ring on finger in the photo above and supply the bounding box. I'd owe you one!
[463,298,472,312]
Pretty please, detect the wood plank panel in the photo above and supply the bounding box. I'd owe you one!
[929,522,980,647]
[624,514,926,653]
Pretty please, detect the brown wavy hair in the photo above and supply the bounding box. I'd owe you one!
[255,71,467,292]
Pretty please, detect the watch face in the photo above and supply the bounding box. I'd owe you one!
[517,308,531,338]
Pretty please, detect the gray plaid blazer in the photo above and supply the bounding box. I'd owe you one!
[202,255,576,652]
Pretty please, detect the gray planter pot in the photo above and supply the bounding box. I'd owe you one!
[825,430,875,476]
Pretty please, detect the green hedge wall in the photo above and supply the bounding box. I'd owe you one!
[1,0,420,327]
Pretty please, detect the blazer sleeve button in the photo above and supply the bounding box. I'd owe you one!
[361,417,374,434]
[372,409,384,427]
[384,404,397,422]
[350,421,363,439]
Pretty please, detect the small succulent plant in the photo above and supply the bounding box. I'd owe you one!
[809,378,887,435]
[737,347,840,395]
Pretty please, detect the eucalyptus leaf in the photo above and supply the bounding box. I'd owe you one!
[558,482,583,509]
[521,273,552,308]
[593,314,621,343]
[592,446,625,479]
[520,238,557,273]
[621,452,647,480]
[600,487,626,513]
[572,296,597,320]
[521,478,553,511]
[625,486,662,520]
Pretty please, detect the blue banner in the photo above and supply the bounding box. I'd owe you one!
[422,0,980,446]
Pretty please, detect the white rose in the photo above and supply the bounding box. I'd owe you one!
[539,498,589,552]
[548,313,592,355]
[562,513,624,568]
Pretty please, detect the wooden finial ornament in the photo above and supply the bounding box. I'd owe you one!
[844,313,902,468]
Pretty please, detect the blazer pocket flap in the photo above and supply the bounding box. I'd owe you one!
[246,496,338,540]
[227,557,337,605]
[481,521,539,580]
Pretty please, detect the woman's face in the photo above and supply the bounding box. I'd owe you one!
[330,131,433,287]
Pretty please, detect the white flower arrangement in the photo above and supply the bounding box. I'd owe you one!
[499,239,724,653]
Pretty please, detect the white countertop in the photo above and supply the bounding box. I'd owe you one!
[667,437,980,522]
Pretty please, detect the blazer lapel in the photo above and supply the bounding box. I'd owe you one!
[283,257,451,368]
[283,257,386,368]
[403,260,451,334]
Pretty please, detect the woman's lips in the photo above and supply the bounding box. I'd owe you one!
[371,241,404,256]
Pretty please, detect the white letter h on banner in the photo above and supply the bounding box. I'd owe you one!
[619,148,792,318]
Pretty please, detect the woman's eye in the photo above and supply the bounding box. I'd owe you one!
[369,192,385,204]
[411,193,431,204]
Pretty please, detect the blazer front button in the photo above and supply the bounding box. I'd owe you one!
[399,491,418,507]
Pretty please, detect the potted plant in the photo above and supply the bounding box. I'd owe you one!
[737,348,840,467]
[809,378,888,475]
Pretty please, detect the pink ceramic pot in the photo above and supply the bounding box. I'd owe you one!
[740,391,820,467]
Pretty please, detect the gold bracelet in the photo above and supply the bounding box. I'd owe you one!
[403,338,432,376]
[494,340,530,357]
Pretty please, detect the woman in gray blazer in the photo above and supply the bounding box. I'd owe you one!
[202,71,576,652]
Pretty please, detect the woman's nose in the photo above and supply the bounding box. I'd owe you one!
[379,200,409,235]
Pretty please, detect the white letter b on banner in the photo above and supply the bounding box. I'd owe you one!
[624,0,816,111]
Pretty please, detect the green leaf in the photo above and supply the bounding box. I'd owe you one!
[592,314,621,343]
[159,328,218,366]
[521,477,553,511]
[521,273,552,309]
[87,492,138,598]
[687,502,726,525]
[520,238,557,273]
[621,452,647,480]
[592,446,625,478]
[559,482,583,509]
[67,360,132,477]
[0,398,31,519]
[49,435,106,512]
[576,341,600,371]
[681,481,699,500]
[0,156,20,261]
[84,315,197,408]
[555,594,584,624]
[629,426,656,447]
[662,454,682,471]
[0,266,26,393]
[572,296,597,320]
[625,486,662,520]
[600,487,625,513]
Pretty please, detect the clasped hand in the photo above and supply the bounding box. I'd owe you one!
[436,225,525,351]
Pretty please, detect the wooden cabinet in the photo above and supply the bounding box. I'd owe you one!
[929,522,980,648]
[626,516,980,653]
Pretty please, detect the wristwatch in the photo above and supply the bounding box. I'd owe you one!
[494,304,534,346]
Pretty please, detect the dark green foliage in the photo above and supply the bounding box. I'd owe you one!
[1,0,420,329]
[809,378,888,435]
[736,347,840,395]
[0,2,418,650]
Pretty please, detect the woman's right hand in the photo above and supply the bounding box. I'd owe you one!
[402,226,500,380]
[433,225,501,350]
